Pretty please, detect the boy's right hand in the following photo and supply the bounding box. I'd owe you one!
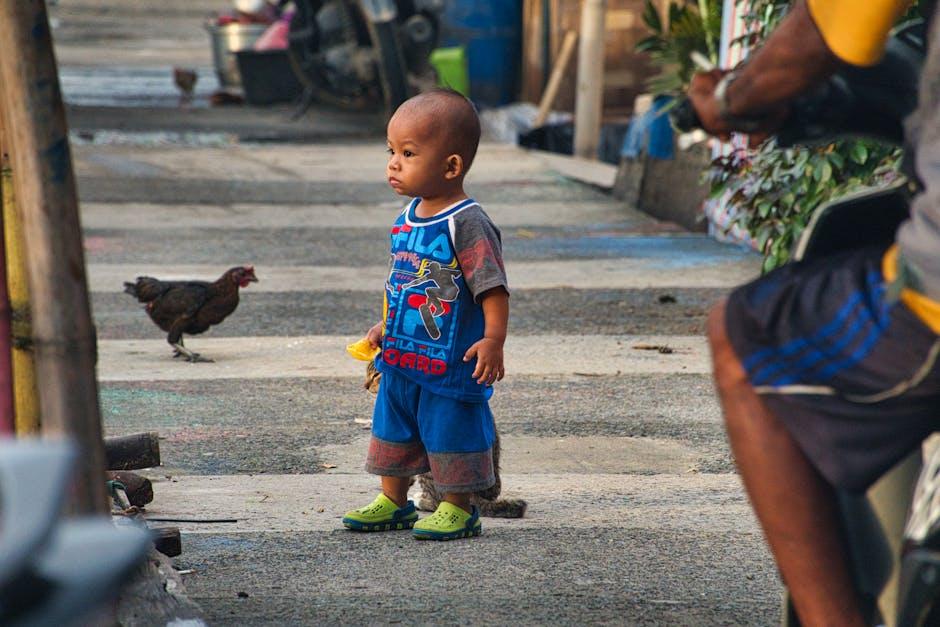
[366,322,384,348]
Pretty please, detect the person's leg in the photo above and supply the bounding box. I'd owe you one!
[413,392,494,539]
[343,369,426,531]
[381,475,412,507]
[418,394,496,503]
[708,300,865,626]
[442,491,471,513]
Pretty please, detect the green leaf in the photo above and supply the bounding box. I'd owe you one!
[642,0,663,33]
[636,36,665,53]
[794,151,809,172]
[756,225,774,252]
[813,160,833,184]
[762,254,778,274]
[668,2,684,27]
[828,152,844,170]
[850,143,869,165]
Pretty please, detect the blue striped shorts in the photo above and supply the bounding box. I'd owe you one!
[726,245,940,492]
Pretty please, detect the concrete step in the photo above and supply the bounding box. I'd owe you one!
[91,255,756,292]
[96,334,712,382]
[101,373,729,476]
[76,176,616,205]
[142,473,755,535]
[176,517,777,626]
[94,287,726,338]
[79,200,654,230]
[73,143,567,184]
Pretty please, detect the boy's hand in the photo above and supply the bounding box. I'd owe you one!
[366,322,384,348]
[464,337,505,385]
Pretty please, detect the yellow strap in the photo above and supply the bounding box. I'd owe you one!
[807,0,911,66]
[883,245,940,334]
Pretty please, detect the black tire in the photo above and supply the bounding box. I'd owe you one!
[287,0,372,110]
[364,17,410,117]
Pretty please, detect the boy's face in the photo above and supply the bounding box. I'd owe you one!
[386,109,459,199]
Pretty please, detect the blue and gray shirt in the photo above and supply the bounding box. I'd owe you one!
[377,197,508,402]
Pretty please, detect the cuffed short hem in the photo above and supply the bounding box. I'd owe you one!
[365,437,429,477]
[364,463,431,477]
[431,477,497,493]
[428,449,495,494]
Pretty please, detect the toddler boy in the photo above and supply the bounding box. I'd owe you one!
[342,89,509,541]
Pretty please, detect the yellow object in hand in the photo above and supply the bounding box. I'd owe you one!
[347,337,380,361]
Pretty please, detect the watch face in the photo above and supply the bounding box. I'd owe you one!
[714,73,735,118]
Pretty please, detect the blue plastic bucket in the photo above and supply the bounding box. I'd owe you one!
[438,2,523,107]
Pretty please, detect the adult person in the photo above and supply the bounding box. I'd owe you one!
[687,1,940,624]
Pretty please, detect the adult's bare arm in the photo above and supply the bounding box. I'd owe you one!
[689,0,841,138]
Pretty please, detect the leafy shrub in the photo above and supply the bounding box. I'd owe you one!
[707,140,902,272]
[634,0,909,271]
[636,0,722,95]
[705,0,907,270]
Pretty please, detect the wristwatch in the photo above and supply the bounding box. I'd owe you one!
[712,71,764,133]
[713,71,737,120]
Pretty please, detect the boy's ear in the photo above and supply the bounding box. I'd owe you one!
[444,153,464,179]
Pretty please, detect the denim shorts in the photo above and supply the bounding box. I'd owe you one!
[365,368,496,493]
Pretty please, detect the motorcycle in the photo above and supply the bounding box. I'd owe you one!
[287,0,443,117]
[674,17,940,626]
[0,439,151,625]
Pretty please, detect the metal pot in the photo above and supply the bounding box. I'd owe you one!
[205,22,268,88]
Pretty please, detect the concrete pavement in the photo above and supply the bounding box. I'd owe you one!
[52,1,779,622]
[79,139,776,625]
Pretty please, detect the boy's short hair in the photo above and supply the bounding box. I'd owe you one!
[399,88,481,171]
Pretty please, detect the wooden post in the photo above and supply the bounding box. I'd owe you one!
[0,115,40,437]
[573,0,607,159]
[521,0,547,103]
[534,30,578,128]
[105,432,162,470]
[0,124,15,436]
[0,0,107,514]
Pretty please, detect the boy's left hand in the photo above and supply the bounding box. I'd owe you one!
[464,337,505,385]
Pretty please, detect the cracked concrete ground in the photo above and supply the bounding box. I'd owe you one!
[56,0,776,622]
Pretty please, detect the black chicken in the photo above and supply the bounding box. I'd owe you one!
[123,266,258,362]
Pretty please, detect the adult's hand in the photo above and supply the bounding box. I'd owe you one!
[689,69,790,145]
[688,69,734,140]
[685,0,840,144]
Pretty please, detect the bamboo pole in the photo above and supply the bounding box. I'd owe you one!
[573,0,607,159]
[0,0,106,513]
[534,30,578,128]
[0,125,15,436]
[0,117,40,436]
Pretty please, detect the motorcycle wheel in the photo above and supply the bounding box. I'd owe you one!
[288,0,370,110]
[287,0,410,117]
[364,16,410,117]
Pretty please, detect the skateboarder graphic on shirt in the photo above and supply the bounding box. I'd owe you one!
[399,261,461,340]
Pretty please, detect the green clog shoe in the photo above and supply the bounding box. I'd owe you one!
[342,493,419,532]
[412,501,482,541]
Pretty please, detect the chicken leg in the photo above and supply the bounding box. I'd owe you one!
[171,341,213,363]
[168,325,213,363]
[172,337,185,359]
